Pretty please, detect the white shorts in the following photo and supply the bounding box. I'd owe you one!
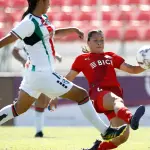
[20,70,73,99]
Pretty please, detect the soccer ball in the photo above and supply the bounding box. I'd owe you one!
[136,46,150,69]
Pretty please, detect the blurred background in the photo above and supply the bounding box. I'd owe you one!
[0,0,150,127]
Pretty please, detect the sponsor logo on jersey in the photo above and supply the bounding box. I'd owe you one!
[85,57,90,60]
[104,55,112,59]
[90,59,113,69]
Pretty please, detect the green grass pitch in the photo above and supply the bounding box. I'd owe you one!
[0,127,149,150]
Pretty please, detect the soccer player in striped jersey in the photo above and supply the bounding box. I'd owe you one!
[64,30,146,150]
[12,39,62,137]
[0,0,127,141]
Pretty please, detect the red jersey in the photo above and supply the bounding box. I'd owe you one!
[71,52,125,90]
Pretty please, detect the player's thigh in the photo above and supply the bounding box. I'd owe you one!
[93,91,120,112]
[40,72,88,103]
[110,117,130,145]
[60,84,88,103]
[35,94,50,108]
[103,92,123,111]
[15,90,35,115]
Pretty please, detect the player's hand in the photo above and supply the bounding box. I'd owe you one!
[21,60,26,67]
[81,46,89,53]
[48,98,58,111]
[76,29,84,39]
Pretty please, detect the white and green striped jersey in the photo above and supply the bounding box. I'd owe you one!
[11,13,56,72]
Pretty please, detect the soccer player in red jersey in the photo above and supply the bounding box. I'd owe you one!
[65,30,146,150]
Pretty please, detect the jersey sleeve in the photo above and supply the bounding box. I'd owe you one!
[112,53,125,69]
[11,19,35,40]
[14,40,24,50]
[71,55,84,73]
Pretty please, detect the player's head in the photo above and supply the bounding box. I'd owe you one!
[87,30,104,53]
[22,0,50,19]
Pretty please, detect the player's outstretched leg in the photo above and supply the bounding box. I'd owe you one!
[102,92,145,130]
[60,85,127,141]
[83,118,130,150]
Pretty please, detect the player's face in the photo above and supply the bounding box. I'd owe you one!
[87,32,104,53]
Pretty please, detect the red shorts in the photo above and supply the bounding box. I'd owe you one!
[89,86,123,120]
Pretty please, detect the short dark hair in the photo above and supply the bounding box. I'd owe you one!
[22,0,39,20]
[87,30,103,41]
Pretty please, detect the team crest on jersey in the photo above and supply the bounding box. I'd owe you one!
[85,57,90,60]
[104,55,112,59]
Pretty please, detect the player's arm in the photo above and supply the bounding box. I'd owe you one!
[65,55,83,81]
[12,47,26,67]
[120,62,145,74]
[112,52,146,74]
[65,70,79,81]
[1,19,34,49]
[55,27,84,39]
[0,33,18,48]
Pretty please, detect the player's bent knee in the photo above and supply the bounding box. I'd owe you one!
[16,107,28,114]
[15,103,31,115]
[61,86,89,103]
[114,98,124,104]
[112,126,129,146]
[118,134,129,144]
[116,130,129,145]
[77,89,89,102]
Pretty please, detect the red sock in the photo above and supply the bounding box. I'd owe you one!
[11,104,18,117]
[117,107,132,124]
[98,141,117,150]
[35,107,45,112]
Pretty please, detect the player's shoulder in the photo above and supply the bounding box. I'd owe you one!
[76,53,90,59]
[105,52,115,55]
[19,14,34,27]
[22,14,32,21]
[19,14,36,30]
[105,52,117,57]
